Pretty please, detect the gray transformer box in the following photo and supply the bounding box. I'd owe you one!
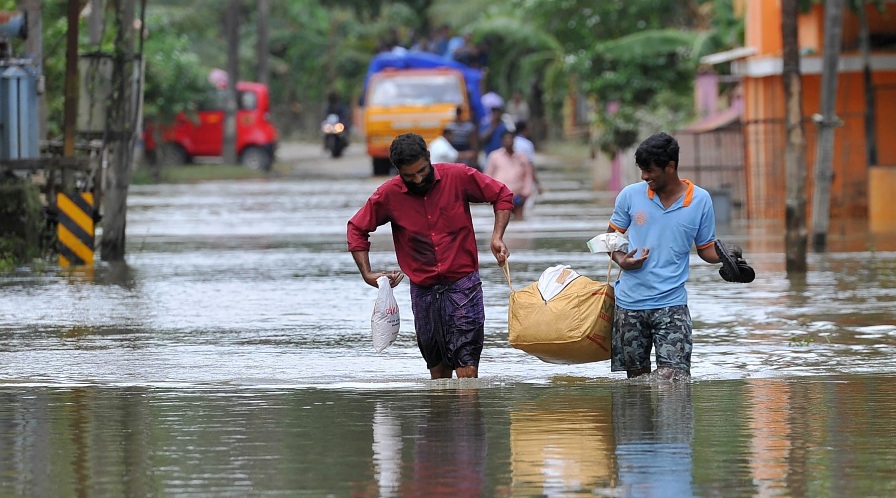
[0,62,40,160]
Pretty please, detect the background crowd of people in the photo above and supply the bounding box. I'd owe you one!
[377,24,491,70]
[371,26,541,221]
[430,88,541,221]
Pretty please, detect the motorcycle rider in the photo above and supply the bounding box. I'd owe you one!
[322,91,351,155]
[324,91,351,128]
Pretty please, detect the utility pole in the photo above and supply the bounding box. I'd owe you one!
[87,0,102,44]
[257,0,269,86]
[782,0,808,274]
[21,0,44,141]
[222,0,240,166]
[100,0,137,261]
[858,2,877,168]
[810,0,843,253]
[63,0,80,160]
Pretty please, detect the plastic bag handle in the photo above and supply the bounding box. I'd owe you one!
[502,261,514,292]
[607,258,623,284]
[607,259,613,285]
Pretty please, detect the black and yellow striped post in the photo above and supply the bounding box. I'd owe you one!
[56,192,95,267]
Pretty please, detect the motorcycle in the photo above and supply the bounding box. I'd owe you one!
[321,113,349,158]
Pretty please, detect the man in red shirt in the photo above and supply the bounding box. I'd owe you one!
[347,133,514,379]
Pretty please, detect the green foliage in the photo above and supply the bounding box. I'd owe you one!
[789,333,832,347]
[17,0,750,148]
[425,0,737,152]
[790,335,815,347]
[142,11,211,122]
[0,179,53,269]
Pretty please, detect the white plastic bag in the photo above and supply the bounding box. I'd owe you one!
[586,232,630,254]
[536,264,581,301]
[371,276,400,353]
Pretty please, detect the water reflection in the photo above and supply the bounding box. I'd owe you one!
[404,391,488,498]
[372,402,402,497]
[509,389,615,497]
[0,378,896,496]
[611,383,693,498]
[747,379,794,497]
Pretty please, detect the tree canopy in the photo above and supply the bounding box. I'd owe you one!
[9,0,757,152]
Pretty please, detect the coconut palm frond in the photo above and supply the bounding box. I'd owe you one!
[467,16,564,54]
[428,0,512,28]
[517,50,565,72]
[594,29,699,58]
[690,31,716,59]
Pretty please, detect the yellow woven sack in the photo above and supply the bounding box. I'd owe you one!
[504,263,614,364]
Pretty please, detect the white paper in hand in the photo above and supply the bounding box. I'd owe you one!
[371,276,400,353]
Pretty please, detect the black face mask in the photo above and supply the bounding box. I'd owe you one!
[403,163,436,196]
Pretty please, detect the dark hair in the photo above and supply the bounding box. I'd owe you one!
[634,132,679,171]
[515,120,527,134]
[389,133,429,168]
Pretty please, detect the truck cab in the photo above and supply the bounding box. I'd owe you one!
[361,52,485,175]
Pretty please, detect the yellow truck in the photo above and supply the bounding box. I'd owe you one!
[361,52,485,175]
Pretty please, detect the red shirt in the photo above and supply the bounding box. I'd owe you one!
[347,163,514,287]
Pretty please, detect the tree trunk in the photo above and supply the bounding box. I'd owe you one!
[100,0,137,262]
[256,0,269,86]
[222,0,240,166]
[781,0,808,274]
[810,0,843,253]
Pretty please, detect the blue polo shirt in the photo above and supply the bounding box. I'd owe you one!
[609,179,716,310]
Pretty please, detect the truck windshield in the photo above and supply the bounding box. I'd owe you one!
[368,74,463,107]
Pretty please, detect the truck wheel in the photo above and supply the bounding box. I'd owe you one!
[161,144,188,166]
[372,158,392,176]
[241,146,272,171]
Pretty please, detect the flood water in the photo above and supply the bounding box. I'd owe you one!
[2,157,896,497]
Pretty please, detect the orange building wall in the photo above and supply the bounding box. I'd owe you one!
[741,0,896,221]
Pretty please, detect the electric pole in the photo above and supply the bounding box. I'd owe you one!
[782,0,808,274]
[222,0,240,166]
[100,0,138,261]
[810,0,843,252]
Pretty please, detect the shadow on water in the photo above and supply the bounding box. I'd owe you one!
[1,167,896,495]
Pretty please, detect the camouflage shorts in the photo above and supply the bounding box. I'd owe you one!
[611,304,692,374]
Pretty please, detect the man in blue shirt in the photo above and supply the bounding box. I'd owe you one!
[606,132,722,379]
[479,106,508,161]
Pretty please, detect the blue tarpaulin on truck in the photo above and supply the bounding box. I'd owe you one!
[361,51,486,122]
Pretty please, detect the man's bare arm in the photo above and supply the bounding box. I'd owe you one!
[351,250,404,288]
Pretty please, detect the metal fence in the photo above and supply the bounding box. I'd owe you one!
[676,129,746,222]
[742,113,870,220]
[678,112,877,222]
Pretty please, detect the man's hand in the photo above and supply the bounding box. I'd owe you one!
[715,239,755,283]
[614,247,649,271]
[491,238,509,267]
[362,270,404,288]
